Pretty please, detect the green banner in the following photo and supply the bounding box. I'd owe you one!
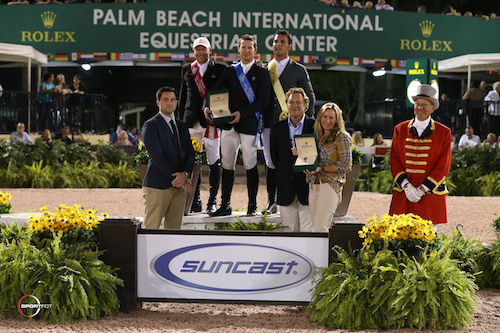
[2,1,500,64]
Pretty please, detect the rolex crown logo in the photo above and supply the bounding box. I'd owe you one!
[414,61,420,69]
[419,20,434,38]
[41,11,56,29]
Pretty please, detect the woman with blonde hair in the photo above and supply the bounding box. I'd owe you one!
[116,130,132,146]
[303,102,352,232]
[352,131,364,147]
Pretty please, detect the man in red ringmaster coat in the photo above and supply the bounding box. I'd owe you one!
[389,84,452,225]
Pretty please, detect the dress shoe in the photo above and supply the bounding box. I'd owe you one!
[190,200,202,213]
[262,202,277,215]
[210,204,232,217]
[206,202,217,215]
[246,204,257,216]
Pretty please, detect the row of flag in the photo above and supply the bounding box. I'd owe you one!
[48,52,408,68]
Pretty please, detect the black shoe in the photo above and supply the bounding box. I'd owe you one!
[246,204,257,216]
[191,201,202,213]
[210,204,232,217]
[262,202,277,215]
[206,202,217,215]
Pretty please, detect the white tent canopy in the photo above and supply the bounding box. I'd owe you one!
[438,53,500,89]
[0,42,48,132]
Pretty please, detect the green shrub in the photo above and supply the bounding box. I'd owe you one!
[104,161,139,188]
[370,170,393,194]
[215,215,288,231]
[94,141,135,166]
[20,161,55,188]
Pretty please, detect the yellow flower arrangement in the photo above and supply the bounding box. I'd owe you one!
[0,191,13,214]
[28,204,108,234]
[358,213,436,252]
[492,209,500,229]
[191,136,206,165]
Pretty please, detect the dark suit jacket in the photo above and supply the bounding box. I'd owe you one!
[210,62,271,135]
[270,115,315,206]
[177,60,227,128]
[265,58,316,128]
[141,114,195,190]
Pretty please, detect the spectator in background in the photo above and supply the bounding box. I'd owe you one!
[371,133,387,146]
[417,5,426,13]
[7,0,30,4]
[53,74,71,132]
[490,13,497,19]
[458,126,481,151]
[482,133,497,148]
[68,75,86,128]
[463,11,473,17]
[442,5,455,15]
[364,1,374,9]
[441,93,450,101]
[320,0,341,7]
[375,0,394,11]
[10,122,33,145]
[462,81,486,139]
[55,124,72,145]
[129,126,141,146]
[352,1,363,8]
[72,129,83,143]
[110,124,124,144]
[40,129,54,144]
[484,81,500,135]
[352,131,364,147]
[115,130,133,146]
[36,73,55,133]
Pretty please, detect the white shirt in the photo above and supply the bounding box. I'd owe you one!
[240,60,255,75]
[458,133,481,148]
[484,89,500,115]
[275,57,289,77]
[413,116,431,137]
[196,60,209,78]
[158,111,177,133]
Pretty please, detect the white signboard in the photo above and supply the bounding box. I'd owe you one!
[137,233,329,302]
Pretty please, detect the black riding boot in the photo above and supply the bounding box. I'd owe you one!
[210,168,233,217]
[190,176,202,213]
[262,167,277,214]
[206,160,221,214]
[246,166,259,216]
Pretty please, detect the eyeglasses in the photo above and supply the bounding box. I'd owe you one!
[414,103,433,109]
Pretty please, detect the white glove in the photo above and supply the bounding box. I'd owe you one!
[415,185,426,200]
[403,184,420,203]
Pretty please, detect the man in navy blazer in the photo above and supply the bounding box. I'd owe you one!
[270,87,315,232]
[263,29,316,216]
[141,86,195,229]
[204,34,271,217]
[178,37,227,214]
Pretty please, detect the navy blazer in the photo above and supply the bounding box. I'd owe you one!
[177,60,227,128]
[270,115,315,206]
[265,58,316,128]
[141,114,195,189]
[210,62,271,135]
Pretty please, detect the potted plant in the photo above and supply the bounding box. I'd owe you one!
[135,141,149,182]
[183,137,207,215]
[0,191,12,214]
[492,209,500,239]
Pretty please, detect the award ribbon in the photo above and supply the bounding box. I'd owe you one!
[191,61,218,139]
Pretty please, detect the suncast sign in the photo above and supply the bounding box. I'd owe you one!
[137,232,329,302]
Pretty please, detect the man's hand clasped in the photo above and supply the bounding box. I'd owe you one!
[403,183,425,203]
[171,172,191,194]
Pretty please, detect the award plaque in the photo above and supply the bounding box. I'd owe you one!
[208,89,234,124]
[293,134,319,172]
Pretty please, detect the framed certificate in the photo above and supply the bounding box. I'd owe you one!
[208,89,234,124]
[293,134,319,172]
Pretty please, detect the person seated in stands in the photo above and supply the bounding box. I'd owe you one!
[7,0,30,5]
[115,130,133,146]
[417,5,426,13]
[352,1,363,8]
[40,129,54,144]
[319,0,340,7]
[55,124,72,145]
[458,126,481,151]
[364,1,374,9]
[482,133,497,148]
[72,129,83,143]
[110,124,124,144]
[352,131,364,147]
[129,126,141,146]
[375,0,394,11]
[10,122,33,145]
[371,133,387,146]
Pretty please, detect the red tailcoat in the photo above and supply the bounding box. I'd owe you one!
[389,118,452,224]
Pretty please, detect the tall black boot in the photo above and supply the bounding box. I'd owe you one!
[190,175,202,213]
[206,160,221,214]
[262,167,277,214]
[210,168,233,217]
[246,166,259,216]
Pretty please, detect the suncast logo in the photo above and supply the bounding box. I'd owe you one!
[152,243,315,293]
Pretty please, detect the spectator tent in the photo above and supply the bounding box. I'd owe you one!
[439,53,500,90]
[0,42,48,131]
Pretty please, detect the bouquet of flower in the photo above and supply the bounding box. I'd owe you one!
[0,191,12,214]
[135,140,149,165]
[358,213,437,256]
[191,136,206,165]
[28,204,108,248]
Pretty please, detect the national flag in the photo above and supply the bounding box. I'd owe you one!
[78,53,94,60]
[337,58,350,65]
[353,57,359,66]
[375,58,387,67]
[262,54,273,62]
[158,53,171,61]
[290,55,301,62]
[399,60,407,68]
[171,53,185,61]
[226,53,238,61]
[391,59,400,68]
[94,53,108,61]
[71,53,77,61]
[311,56,324,64]
[55,53,68,61]
[133,53,146,60]
[185,53,196,61]
[301,55,310,63]
[212,53,224,61]
[325,56,336,64]
[110,53,120,61]
[361,58,375,66]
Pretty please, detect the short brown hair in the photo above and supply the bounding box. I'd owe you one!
[286,87,310,110]
[156,86,177,102]
[239,34,257,48]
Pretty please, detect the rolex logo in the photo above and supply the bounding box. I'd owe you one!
[41,11,56,29]
[419,20,434,38]
[414,61,420,69]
